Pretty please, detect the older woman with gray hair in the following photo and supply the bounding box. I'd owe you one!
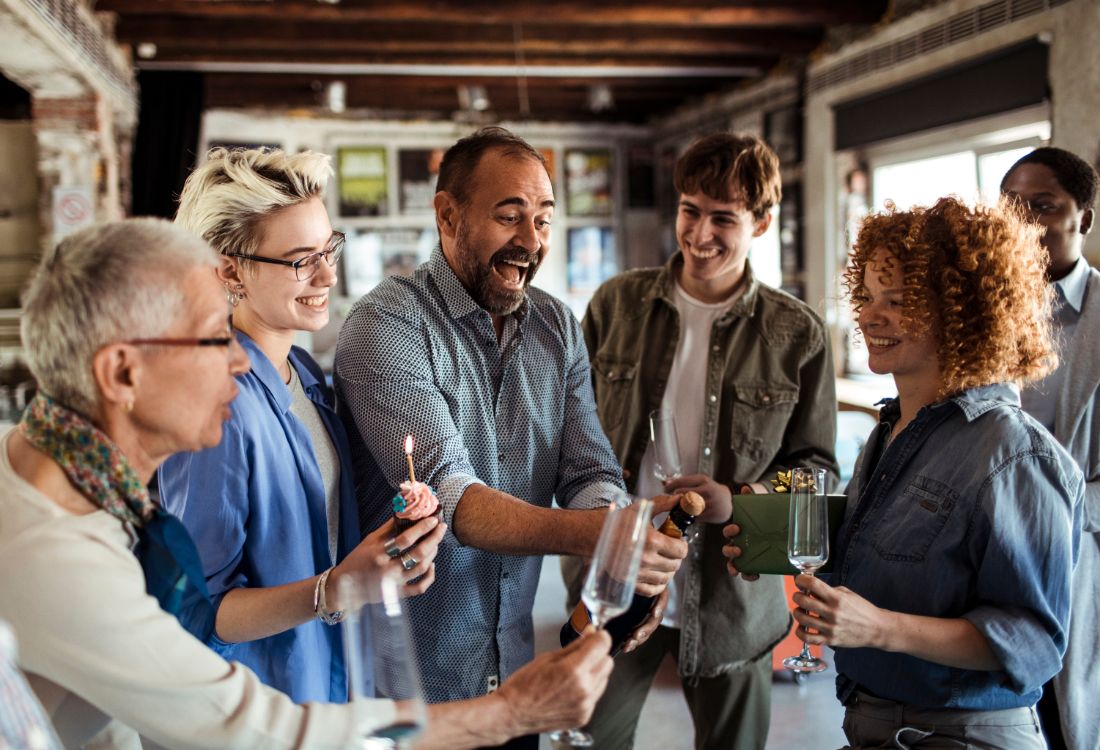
[0,218,613,749]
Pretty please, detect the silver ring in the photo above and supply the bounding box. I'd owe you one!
[400,552,418,571]
[384,538,401,559]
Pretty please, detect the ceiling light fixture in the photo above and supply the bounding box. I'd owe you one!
[458,84,490,112]
[588,84,614,113]
[326,80,346,113]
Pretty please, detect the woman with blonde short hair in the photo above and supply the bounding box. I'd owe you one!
[159,148,445,703]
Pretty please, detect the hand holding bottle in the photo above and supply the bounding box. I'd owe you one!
[663,474,732,523]
[634,494,689,597]
[619,588,668,654]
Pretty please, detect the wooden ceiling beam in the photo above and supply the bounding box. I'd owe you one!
[116,18,823,56]
[146,50,770,69]
[97,0,886,28]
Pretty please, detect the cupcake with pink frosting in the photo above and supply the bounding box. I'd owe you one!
[392,480,442,531]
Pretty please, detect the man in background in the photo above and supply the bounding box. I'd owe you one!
[1002,146,1099,750]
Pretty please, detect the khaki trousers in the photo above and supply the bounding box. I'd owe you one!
[841,691,1047,749]
[582,625,772,750]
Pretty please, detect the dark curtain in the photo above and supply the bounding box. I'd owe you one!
[132,70,204,218]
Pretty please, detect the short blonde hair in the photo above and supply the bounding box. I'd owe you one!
[175,148,333,257]
[21,219,218,416]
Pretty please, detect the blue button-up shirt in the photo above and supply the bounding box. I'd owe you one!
[831,383,1082,710]
[334,247,623,702]
[159,331,363,704]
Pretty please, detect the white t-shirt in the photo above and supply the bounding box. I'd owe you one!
[636,280,740,628]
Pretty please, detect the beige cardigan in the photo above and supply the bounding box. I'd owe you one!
[0,429,395,749]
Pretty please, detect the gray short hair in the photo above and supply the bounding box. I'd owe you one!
[175,148,333,257]
[20,218,218,416]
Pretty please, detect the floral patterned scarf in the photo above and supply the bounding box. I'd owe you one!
[19,392,216,642]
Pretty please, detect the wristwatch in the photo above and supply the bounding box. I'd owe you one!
[313,567,344,625]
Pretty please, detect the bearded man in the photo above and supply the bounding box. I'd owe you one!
[334,127,686,750]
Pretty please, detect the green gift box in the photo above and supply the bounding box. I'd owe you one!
[729,493,847,575]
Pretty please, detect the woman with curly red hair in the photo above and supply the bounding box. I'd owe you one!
[773,198,1081,747]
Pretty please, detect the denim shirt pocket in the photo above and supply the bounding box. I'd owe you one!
[728,383,799,462]
[872,475,958,562]
[591,355,637,431]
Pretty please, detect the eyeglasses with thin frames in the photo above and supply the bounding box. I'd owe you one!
[126,314,235,349]
[222,231,345,282]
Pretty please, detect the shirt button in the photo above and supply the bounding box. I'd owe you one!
[709,394,717,403]
[713,345,720,352]
[703,447,712,456]
[762,394,771,404]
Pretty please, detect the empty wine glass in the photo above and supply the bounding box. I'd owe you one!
[649,410,682,482]
[782,466,830,674]
[341,570,428,749]
[549,492,653,748]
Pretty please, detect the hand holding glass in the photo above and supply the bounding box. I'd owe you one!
[782,466,830,674]
[648,410,682,482]
[549,493,653,748]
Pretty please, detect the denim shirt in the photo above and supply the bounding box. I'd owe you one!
[334,247,623,702]
[832,383,1082,710]
[159,331,364,704]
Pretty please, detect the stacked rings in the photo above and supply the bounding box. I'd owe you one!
[400,553,418,571]
[384,538,401,559]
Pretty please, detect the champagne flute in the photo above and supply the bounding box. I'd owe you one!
[549,492,654,749]
[782,466,830,674]
[649,410,682,482]
[341,570,428,749]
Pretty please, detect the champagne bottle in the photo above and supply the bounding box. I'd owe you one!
[560,491,706,656]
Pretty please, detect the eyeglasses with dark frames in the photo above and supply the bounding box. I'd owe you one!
[222,231,345,282]
[126,315,235,349]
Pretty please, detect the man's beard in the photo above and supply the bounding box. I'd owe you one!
[454,223,541,316]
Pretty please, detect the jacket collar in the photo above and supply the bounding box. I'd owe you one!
[644,251,760,320]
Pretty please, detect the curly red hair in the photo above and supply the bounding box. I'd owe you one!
[844,197,1056,397]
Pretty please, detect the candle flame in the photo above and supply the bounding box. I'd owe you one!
[404,434,414,455]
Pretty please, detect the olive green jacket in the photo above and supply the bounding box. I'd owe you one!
[582,254,839,677]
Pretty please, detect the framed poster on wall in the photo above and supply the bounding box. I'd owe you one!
[564,148,613,217]
[342,226,434,298]
[567,226,616,295]
[398,148,444,214]
[338,146,389,217]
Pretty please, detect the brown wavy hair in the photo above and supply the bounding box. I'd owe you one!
[673,133,781,220]
[844,197,1056,397]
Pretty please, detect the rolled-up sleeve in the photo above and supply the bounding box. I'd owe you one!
[334,301,483,528]
[964,451,1083,693]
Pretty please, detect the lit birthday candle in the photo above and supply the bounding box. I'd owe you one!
[404,434,417,483]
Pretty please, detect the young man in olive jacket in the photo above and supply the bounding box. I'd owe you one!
[565,133,839,749]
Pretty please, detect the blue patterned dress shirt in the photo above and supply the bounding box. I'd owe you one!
[334,247,624,702]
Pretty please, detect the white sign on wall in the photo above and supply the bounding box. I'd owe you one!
[52,186,95,238]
